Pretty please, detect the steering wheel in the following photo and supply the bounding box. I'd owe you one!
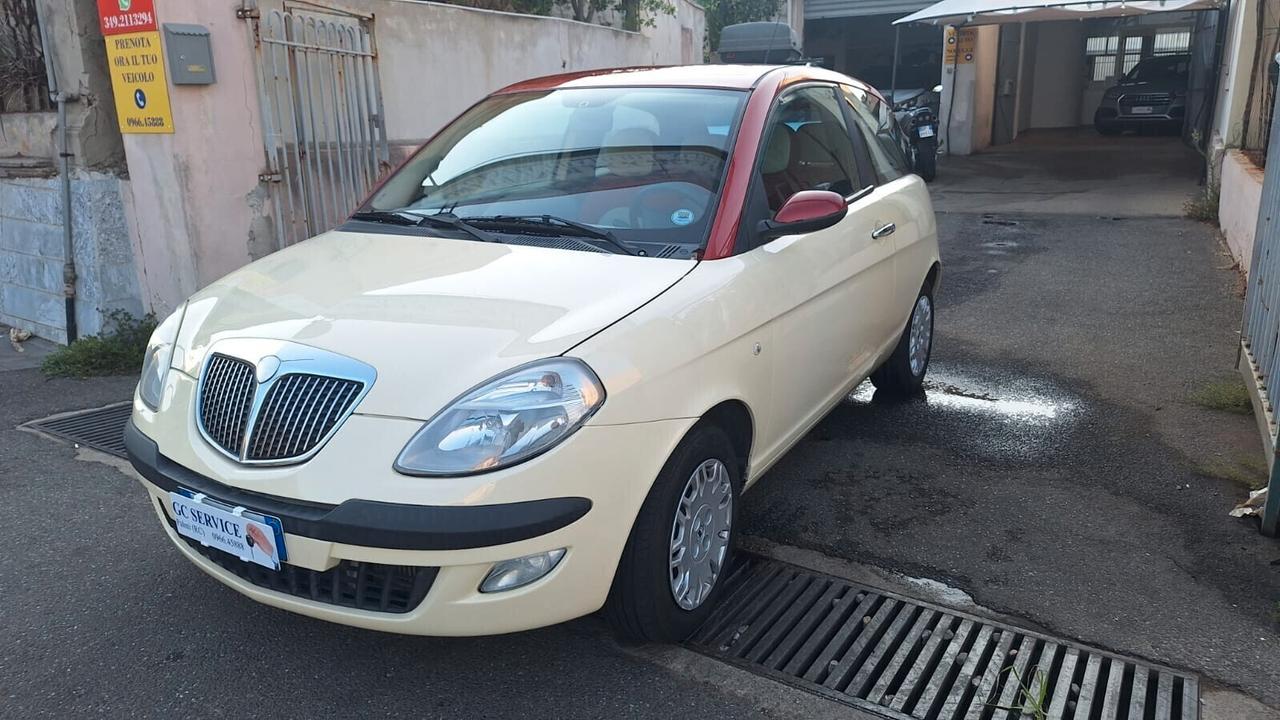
[628,185,707,230]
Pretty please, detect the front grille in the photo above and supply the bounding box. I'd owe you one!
[246,373,363,461]
[169,512,437,613]
[1123,92,1171,105]
[198,354,257,456]
[196,353,364,465]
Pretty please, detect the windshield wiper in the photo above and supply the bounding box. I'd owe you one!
[464,214,635,256]
[349,209,423,226]
[349,209,498,244]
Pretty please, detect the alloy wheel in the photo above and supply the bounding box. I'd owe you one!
[669,458,733,611]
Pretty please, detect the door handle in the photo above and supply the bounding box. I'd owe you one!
[872,222,896,239]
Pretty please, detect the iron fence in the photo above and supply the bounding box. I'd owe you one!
[250,4,390,248]
[0,0,51,112]
[1239,53,1280,536]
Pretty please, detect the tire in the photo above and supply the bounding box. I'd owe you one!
[605,424,740,644]
[1094,114,1121,136]
[914,137,937,182]
[870,280,935,396]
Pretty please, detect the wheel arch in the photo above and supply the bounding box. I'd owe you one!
[925,261,942,293]
[695,399,754,484]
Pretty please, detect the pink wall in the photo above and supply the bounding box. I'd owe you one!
[122,0,268,314]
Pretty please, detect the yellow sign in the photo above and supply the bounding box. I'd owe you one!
[944,27,977,66]
[104,30,174,134]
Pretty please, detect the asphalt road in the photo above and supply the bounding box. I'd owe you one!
[3,212,1278,717]
[743,212,1280,708]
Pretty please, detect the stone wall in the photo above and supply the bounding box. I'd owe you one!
[0,173,142,343]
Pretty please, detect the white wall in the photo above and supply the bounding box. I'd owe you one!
[1211,0,1258,159]
[939,25,999,155]
[364,0,707,147]
[1027,21,1085,129]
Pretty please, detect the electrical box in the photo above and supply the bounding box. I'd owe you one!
[164,24,215,85]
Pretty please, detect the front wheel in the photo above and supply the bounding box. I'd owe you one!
[870,281,935,395]
[605,424,740,643]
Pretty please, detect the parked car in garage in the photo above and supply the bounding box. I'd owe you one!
[1093,53,1190,135]
[124,64,941,642]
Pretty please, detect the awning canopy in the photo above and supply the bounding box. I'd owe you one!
[894,0,1220,25]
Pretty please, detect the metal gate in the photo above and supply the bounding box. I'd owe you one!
[247,2,390,248]
[1239,54,1280,537]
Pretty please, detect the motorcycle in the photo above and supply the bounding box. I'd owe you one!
[891,85,942,182]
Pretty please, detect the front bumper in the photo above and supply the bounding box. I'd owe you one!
[128,372,696,635]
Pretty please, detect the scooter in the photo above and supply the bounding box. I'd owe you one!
[892,85,942,182]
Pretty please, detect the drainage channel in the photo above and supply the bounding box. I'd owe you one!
[27,402,131,458]
[689,554,1198,720]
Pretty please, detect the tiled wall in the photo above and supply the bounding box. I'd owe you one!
[0,173,143,344]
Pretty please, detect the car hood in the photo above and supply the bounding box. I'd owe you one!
[173,230,695,420]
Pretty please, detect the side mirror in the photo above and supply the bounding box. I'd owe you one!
[757,190,848,239]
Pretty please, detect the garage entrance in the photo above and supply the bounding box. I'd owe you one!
[893,0,1224,174]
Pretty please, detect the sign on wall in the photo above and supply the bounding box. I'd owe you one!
[97,0,174,134]
[944,27,977,65]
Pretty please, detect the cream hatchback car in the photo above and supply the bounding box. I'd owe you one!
[125,64,940,642]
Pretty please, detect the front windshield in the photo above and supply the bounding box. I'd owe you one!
[1125,55,1189,84]
[364,87,749,254]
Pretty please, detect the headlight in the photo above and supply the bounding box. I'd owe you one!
[137,305,185,410]
[394,358,605,476]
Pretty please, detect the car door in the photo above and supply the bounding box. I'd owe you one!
[841,84,932,354]
[745,84,899,466]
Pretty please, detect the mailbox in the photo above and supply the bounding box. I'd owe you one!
[163,24,215,85]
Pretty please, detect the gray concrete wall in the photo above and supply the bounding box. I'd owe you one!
[0,173,142,343]
[0,0,140,343]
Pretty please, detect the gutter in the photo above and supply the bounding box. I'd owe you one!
[34,3,79,343]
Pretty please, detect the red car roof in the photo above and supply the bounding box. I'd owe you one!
[494,64,873,95]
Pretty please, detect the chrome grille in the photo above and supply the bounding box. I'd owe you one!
[195,340,374,466]
[247,373,363,461]
[198,354,257,457]
[1123,92,1171,105]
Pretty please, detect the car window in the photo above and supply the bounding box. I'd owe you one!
[365,87,749,253]
[1125,55,1189,83]
[842,86,911,183]
[757,85,863,213]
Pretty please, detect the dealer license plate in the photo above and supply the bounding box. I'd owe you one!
[1131,106,1154,115]
[917,125,935,138]
[169,490,286,570]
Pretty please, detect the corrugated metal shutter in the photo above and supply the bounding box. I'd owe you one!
[805,0,933,20]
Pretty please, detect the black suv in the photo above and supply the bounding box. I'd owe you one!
[1094,54,1190,135]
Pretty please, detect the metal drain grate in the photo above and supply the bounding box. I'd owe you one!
[690,555,1199,720]
[27,402,132,458]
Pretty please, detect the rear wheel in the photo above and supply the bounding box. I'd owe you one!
[914,137,937,182]
[870,281,934,395]
[605,424,740,643]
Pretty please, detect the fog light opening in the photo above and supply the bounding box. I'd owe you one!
[479,549,566,593]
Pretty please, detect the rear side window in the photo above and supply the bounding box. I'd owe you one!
[842,86,911,183]
[756,85,863,212]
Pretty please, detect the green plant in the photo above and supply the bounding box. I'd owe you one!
[1190,377,1252,415]
[1184,183,1220,223]
[987,665,1049,720]
[41,310,157,379]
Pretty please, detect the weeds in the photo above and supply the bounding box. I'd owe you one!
[1184,184,1220,223]
[1197,456,1268,491]
[41,310,156,378]
[1189,378,1252,415]
[987,665,1049,720]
